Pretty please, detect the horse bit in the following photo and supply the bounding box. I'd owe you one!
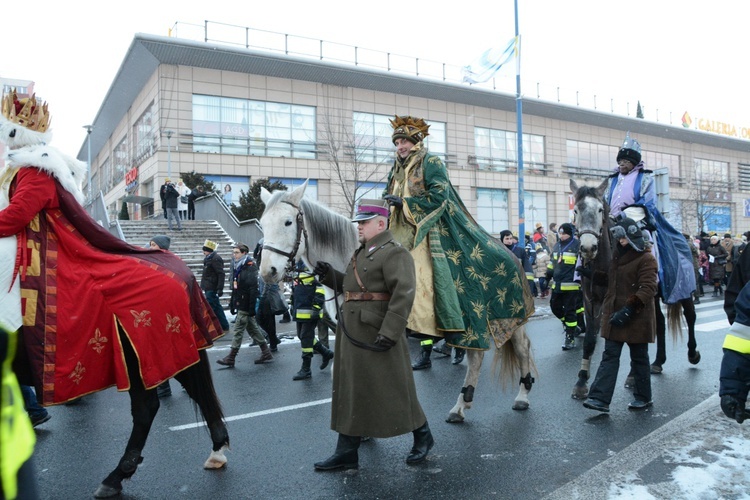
[261,200,310,272]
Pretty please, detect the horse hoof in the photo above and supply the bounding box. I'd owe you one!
[650,364,663,374]
[203,445,229,469]
[94,484,122,498]
[688,351,701,365]
[624,376,635,389]
[446,412,465,424]
[512,400,529,411]
[571,386,589,400]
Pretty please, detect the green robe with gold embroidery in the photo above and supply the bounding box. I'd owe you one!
[385,143,533,350]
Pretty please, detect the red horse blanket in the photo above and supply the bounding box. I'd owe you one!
[3,168,222,405]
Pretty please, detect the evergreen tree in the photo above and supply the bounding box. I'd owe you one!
[636,101,644,119]
[118,201,130,220]
[180,171,216,193]
[231,178,287,221]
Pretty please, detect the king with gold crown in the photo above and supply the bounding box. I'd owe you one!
[0,88,224,406]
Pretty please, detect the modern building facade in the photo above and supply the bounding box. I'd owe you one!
[76,29,750,237]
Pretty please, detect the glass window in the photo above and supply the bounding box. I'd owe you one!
[113,138,128,187]
[644,151,680,180]
[132,102,156,167]
[474,127,545,171]
[192,95,316,158]
[353,113,447,164]
[565,140,617,175]
[524,191,547,230]
[270,178,318,200]
[694,158,729,184]
[202,175,251,200]
[476,188,509,236]
[355,182,387,202]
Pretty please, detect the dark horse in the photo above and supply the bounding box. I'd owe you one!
[569,179,700,400]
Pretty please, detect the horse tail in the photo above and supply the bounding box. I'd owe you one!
[666,302,684,343]
[492,323,536,391]
[178,350,226,431]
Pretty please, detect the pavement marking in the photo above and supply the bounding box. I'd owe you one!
[695,318,730,332]
[169,398,332,431]
[543,394,720,500]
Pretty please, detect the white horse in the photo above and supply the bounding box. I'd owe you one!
[258,181,537,422]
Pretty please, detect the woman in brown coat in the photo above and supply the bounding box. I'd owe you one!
[707,235,729,296]
[583,217,658,413]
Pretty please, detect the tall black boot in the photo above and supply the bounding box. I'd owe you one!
[313,342,334,370]
[412,341,433,370]
[293,354,312,380]
[314,434,360,471]
[406,421,435,464]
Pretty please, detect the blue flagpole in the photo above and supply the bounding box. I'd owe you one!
[514,0,525,241]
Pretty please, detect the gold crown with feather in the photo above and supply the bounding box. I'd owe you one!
[390,115,429,144]
[1,88,51,133]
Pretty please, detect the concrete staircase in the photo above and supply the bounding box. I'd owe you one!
[119,219,235,304]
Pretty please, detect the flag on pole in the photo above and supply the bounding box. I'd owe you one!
[461,36,520,84]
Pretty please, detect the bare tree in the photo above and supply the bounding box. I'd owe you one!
[673,162,732,234]
[317,90,391,217]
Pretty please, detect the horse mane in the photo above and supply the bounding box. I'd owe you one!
[299,197,358,264]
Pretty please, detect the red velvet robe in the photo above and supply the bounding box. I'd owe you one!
[2,167,222,405]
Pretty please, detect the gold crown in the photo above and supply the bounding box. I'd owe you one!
[1,88,51,133]
[390,115,430,143]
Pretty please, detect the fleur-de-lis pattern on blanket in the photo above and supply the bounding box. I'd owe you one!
[166,313,181,333]
[88,328,108,354]
[131,309,152,327]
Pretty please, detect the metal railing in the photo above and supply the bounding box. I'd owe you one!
[193,192,263,248]
[170,20,686,126]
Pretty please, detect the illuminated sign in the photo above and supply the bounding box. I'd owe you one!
[125,167,138,193]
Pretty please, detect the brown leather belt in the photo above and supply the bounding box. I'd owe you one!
[345,291,391,302]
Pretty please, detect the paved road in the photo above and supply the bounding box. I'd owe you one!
[30,295,733,499]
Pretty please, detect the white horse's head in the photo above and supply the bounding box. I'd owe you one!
[570,178,609,262]
[259,181,309,284]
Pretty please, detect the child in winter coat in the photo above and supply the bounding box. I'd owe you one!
[534,244,550,298]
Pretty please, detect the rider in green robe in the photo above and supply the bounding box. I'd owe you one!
[383,116,533,367]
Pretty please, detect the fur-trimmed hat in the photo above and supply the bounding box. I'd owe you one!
[610,217,645,252]
[150,235,171,250]
[202,239,218,252]
[616,132,642,166]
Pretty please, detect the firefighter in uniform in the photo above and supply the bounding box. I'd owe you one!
[546,223,582,350]
[291,261,334,380]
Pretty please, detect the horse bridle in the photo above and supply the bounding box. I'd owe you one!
[261,200,310,272]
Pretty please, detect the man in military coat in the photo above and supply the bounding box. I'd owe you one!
[313,199,434,470]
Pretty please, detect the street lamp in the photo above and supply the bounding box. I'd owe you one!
[165,130,174,180]
[83,125,93,203]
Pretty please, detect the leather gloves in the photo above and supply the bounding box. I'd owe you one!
[313,261,331,278]
[374,334,396,350]
[609,305,634,327]
[576,266,593,279]
[721,394,749,424]
[383,194,403,208]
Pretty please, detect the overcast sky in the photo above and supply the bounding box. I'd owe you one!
[2,0,747,157]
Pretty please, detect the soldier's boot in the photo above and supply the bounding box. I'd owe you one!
[314,434,360,471]
[216,348,239,367]
[314,342,334,370]
[412,340,433,370]
[293,354,312,380]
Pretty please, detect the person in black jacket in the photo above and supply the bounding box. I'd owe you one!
[187,185,204,221]
[164,180,182,231]
[720,280,750,423]
[200,239,229,330]
[217,244,273,367]
[159,178,170,219]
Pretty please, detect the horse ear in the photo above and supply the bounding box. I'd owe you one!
[287,181,307,206]
[260,187,272,205]
[570,178,579,193]
[596,178,609,197]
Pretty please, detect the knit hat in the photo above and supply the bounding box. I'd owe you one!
[202,239,218,252]
[616,132,642,166]
[610,217,645,252]
[558,223,574,236]
[499,229,514,240]
[150,235,171,250]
